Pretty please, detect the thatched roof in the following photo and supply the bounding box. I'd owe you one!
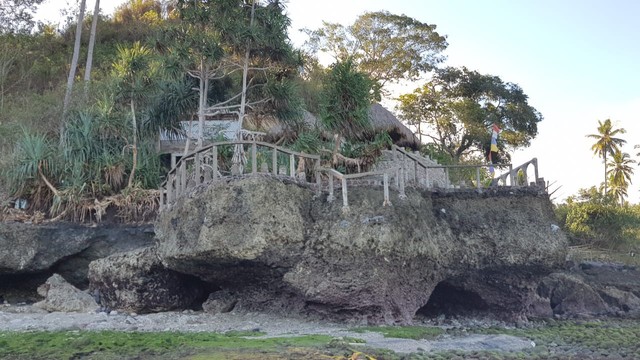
[367,103,419,147]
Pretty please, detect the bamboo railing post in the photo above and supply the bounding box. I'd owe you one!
[315,159,321,197]
[399,166,406,199]
[509,164,514,186]
[425,166,430,188]
[272,148,278,175]
[289,154,295,178]
[476,167,481,189]
[195,152,201,185]
[180,161,187,194]
[212,146,218,180]
[341,177,349,210]
[383,173,391,206]
[445,167,450,188]
[327,173,335,202]
[167,174,176,204]
[251,141,257,175]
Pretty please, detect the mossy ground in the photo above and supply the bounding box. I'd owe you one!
[1,320,639,359]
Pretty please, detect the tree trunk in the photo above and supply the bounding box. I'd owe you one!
[603,152,607,197]
[61,0,87,140]
[127,97,138,188]
[83,0,100,99]
[197,58,205,148]
[235,1,256,137]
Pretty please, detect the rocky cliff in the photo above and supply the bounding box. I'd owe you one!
[152,177,567,324]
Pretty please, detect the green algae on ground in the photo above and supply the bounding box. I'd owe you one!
[354,325,445,340]
[0,331,335,360]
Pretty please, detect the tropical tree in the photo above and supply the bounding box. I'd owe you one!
[0,0,45,34]
[83,0,101,98]
[607,150,635,205]
[320,58,374,140]
[303,10,447,96]
[586,119,626,196]
[397,66,543,164]
[111,42,159,188]
[62,0,87,128]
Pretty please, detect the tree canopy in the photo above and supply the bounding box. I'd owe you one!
[304,10,447,95]
[397,66,542,163]
[586,119,627,196]
[0,0,45,34]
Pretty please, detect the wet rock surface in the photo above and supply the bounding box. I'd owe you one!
[153,177,567,324]
[88,247,208,313]
[539,261,640,318]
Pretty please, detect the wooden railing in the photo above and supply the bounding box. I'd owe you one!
[494,158,540,187]
[160,141,544,211]
[160,140,321,209]
[392,146,541,190]
[316,166,401,212]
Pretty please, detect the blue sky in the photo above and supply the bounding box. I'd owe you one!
[38,0,640,203]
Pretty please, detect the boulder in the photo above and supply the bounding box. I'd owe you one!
[155,177,567,324]
[0,222,154,287]
[34,274,98,313]
[88,247,206,313]
[537,262,640,318]
[538,272,609,317]
[202,290,237,314]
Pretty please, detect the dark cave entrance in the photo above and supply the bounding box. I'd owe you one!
[417,281,489,318]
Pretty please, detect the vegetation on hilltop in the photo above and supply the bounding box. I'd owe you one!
[0,0,543,222]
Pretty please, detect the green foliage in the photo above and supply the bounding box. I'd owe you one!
[0,0,46,34]
[304,10,447,93]
[556,187,640,249]
[320,58,374,140]
[397,67,542,163]
[355,325,444,340]
[586,118,627,197]
[0,330,335,360]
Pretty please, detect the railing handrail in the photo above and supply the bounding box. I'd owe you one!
[160,141,544,211]
[167,140,321,177]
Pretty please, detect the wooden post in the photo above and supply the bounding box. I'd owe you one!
[159,186,165,209]
[171,154,176,169]
[383,173,391,206]
[445,167,450,188]
[272,147,278,175]
[167,174,174,204]
[182,160,188,193]
[509,164,514,186]
[212,146,218,180]
[399,166,406,199]
[251,141,257,175]
[327,172,335,202]
[289,154,295,178]
[424,166,430,188]
[476,167,481,189]
[315,159,321,197]
[533,158,539,184]
[195,152,201,185]
[341,177,348,209]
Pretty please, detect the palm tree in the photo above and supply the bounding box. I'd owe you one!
[62,0,87,126]
[83,0,100,98]
[112,42,157,188]
[586,119,626,196]
[607,150,635,205]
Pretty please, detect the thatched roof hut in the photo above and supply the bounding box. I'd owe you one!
[254,103,419,147]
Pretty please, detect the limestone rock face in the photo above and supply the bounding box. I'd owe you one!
[88,247,206,313]
[34,274,98,313]
[539,262,640,318]
[0,222,153,285]
[155,177,568,324]
[202,290,237,314]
